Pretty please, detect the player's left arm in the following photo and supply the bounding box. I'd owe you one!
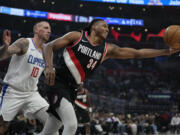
[103,43,180,61]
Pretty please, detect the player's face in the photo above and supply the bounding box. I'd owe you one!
[38,22,51,41]
[95,21,109,40]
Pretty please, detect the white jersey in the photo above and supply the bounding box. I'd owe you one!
[3,38,45,92]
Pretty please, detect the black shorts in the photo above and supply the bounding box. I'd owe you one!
[75,106,90,124]
[46,77,79,120]
[45,61,83,120]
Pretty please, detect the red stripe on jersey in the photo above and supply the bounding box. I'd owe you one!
[101,42,108,63]
[66,48,85,82]
[75,99,88,109]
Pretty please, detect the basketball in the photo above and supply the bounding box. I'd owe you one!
[164,25,180,48]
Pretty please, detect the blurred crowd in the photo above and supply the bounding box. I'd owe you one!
[0,56,180,135]
[1,33,180,134]
[2,109,180,135]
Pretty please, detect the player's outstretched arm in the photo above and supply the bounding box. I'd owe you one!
[43,31,81,86]
[104,43,180,61]
[0,30,29,61]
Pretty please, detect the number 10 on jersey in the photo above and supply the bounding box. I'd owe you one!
[31,67,39,78]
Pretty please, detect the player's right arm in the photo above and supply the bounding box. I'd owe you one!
[0,30,29,61]
[43,31,81,85]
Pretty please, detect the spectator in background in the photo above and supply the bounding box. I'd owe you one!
[170,113,180,134]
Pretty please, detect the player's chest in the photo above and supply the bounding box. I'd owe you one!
[26,51,45,68]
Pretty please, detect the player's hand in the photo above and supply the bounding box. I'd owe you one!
[3,29,11,49]
[168,47,180,55]
[44,66,55,86]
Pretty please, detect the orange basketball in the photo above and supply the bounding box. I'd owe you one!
[164,25,180,48]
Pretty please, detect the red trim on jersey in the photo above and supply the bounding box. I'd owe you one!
[66,48,85,82]
[85,32,99,46]
[101,42,108,63]
[68,31,83,48]
[75,99,88,109]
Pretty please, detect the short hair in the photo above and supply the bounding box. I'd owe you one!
[83,19,105,35]
[33,21,49,33]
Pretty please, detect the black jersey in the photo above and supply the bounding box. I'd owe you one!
[63,31,107,84]
[46,31,107,120]
[50,31,107,103]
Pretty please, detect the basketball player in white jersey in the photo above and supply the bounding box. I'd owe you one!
[0,21,60,135]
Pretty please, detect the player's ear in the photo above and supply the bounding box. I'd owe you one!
[33,27,39,34]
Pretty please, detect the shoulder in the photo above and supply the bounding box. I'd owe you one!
[63,31,82,41]
[16,38,29,44]
[7,38,29,56]
[48,31,82,50]
[16,38,29,54]
[57,31,82,46]
[13,37,28,45]
[18,38,29,47]
[14,38,29,48]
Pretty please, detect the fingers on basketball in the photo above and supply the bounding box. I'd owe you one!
[164,25,180,49]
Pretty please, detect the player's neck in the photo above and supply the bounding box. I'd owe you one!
[89,33,103,45]
[32,37,44,51]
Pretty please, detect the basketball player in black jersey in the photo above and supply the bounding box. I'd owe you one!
[74,85,92,135]
[39,19,180,135]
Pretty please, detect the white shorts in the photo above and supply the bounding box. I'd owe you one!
[0,85,49,121]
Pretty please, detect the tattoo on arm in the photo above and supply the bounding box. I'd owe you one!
[8,38,29,55]
[0,38,29,61]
